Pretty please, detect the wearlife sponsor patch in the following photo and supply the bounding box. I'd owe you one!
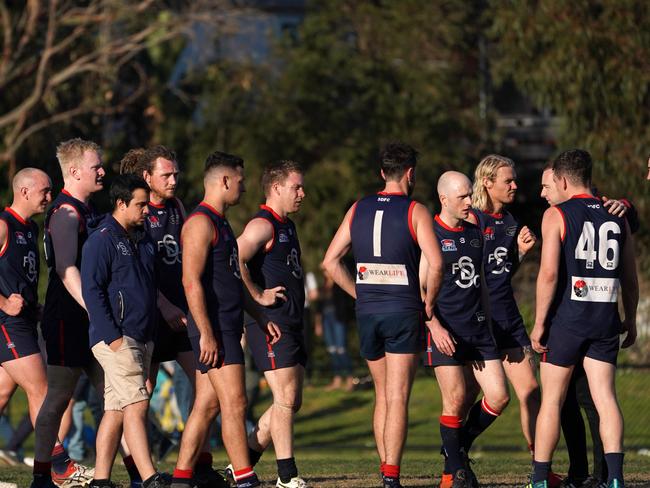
[356,263,409,286]
[570,276,619,303]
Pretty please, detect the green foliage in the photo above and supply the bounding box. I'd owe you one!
[489,0,650,268]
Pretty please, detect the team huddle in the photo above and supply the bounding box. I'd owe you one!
[0,139,639,488]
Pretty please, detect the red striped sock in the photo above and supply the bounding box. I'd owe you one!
[234,466,255,480]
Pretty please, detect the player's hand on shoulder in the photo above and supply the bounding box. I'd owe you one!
[199,330,219,366]
[621,319,637,349]
[602,196,628,218]
[517,225,536,255]
[264,321,281,344]
[529,323,548,354]
[1,293,25,316]
[426,317,456,356]
[257,286,287,306]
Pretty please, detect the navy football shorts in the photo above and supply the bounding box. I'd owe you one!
[491,315,531,351]
[356,312,424,361]
[152,310,192,363]
[543,325,619,366]
[424,327,500,367]
[189,329,245,374]
[41,311,93,368]
[246,322,307,372]
[0,321,40,364]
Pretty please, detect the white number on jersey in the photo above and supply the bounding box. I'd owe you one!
[574,221,621,270]
[373,210,384,257]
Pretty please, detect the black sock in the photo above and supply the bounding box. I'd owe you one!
[277,457,298,483]
[7,414,33,452]
[440,416,463,473]
[532,461,551,483]
[461,399,499,452]
[439,446,450,474]
[249,447,263,466]
[605,452,624,483]
[123,455,141,481]
[143,473,163,488]
[91,479,113,488]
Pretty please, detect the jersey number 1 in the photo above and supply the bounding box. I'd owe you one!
[574,221,621,270]
[373,210,384,257]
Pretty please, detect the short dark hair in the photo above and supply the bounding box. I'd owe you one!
[110,173,149,209]
[552,149,592,186]
[204,151,244,176]
[380,142,418,180]
[261,160,303,196]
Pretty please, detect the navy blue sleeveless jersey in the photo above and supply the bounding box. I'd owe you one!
[186,203,243,336]
[247,205,305,329]
[43,191,97,322]
[145,198,187,312]
[0,208,40,326]
[470,209,521,320]
[549,195,626,339]
[433,215,486,335]
[350,192,422,315]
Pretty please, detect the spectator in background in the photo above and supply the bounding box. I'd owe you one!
[315,267,354,391]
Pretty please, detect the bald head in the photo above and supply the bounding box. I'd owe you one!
[437,171,471,197]
[13,168,49,194]
[437,171,472,221]
[11,167,52,217]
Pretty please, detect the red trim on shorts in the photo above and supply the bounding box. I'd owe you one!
[59,319,66,366]
[439,415,462,428]
[260,204,286,223]
[542,352,547,363]
[555,207,567,242]
[5,207,28,226]
[426,329,432,366]
[407,201,417,243]
[348,201,358,231]
[266,340,276,370]
[1,324,19,359]
[0,219,9,257]
[481,397,500,416]
[435,214,464,232]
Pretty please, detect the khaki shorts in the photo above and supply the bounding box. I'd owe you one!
[92,336,153,411]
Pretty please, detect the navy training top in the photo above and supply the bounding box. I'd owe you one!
[145,198,187,312]
[185,202,244,336]
[433,215,486,336]
[247,205,305,329]
[470,208,521,321]
[549,195,626,339]
[350,192,422,315]
[0,207,40,326]
[81,215,157,346]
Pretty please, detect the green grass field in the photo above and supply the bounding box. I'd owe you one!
[2,371,650,487]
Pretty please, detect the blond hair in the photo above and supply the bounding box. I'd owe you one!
[56,138,101,175]
[471,154,515,212]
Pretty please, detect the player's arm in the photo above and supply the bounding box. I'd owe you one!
[0,219,25,316]
[412,203,443,319]
[322,204,356,299]
[181,215,218,367]
[237,218,287,306]
[81,234,122,351]
[242,288,281,344]
[50,205,86,310]
[157,290,186,331]
[619,220,638,348]
[530,207,563,353]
